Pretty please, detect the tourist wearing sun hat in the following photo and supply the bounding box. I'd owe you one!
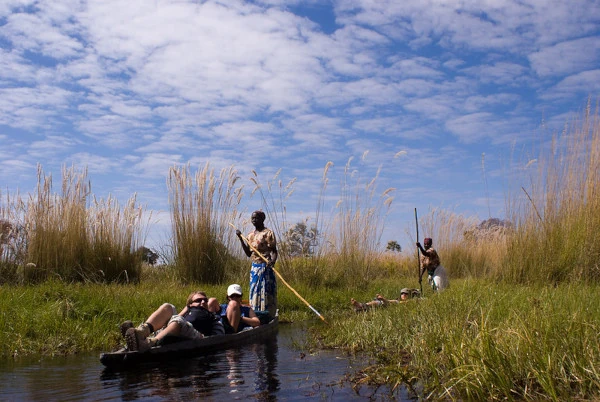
[219,284,261,333]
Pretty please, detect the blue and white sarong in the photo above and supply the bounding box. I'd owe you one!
[250,261,277,317]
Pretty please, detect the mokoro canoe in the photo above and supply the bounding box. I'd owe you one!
[100,315,278,368]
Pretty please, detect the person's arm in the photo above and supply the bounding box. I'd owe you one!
[236,230,252,257]
[416,242,431,281]
[376,294,390,306]
[266,230,278,267]
[267,247,278,267]
[243,308,261,327]
[417,242,425,283]
[179,305,189,317]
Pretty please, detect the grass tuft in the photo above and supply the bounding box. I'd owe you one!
[167,163,243,283]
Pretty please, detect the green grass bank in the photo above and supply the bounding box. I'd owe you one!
[3,277,600,400]
[314,279,600,400]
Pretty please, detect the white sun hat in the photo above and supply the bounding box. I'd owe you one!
[227,284,243,296]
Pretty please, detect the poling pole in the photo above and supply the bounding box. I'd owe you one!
[230,223,327,323]
[415,208,423,296]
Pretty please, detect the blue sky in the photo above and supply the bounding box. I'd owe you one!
[1,0,599,252]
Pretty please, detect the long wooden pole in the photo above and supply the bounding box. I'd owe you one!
[415,208,422,296]
[230,223,327,323]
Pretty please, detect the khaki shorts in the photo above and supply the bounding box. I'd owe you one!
[167,315,204,340]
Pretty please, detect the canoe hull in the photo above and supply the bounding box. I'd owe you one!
[100,316,278,368]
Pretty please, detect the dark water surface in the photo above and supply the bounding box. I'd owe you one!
[0,323,410,401]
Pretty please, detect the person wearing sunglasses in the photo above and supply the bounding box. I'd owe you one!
[122,290,225,352]
[219,284,261,334]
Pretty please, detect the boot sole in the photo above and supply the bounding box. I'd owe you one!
[125,327,139,351]
[120,320,133,338]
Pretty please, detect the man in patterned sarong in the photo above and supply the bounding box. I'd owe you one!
[236,210,278,318]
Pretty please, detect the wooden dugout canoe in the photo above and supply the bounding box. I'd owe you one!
[100,314,278,369]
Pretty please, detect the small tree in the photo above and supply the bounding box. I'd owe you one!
[282,221,319,257]
[138,246,159,265]
[386,240,401,253]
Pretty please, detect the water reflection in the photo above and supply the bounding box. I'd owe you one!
[100,334,281,400]
[228,338,279,398]
[0,323,407,401]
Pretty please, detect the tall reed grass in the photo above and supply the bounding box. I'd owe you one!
[167,163,243,283]
[503,99,600,284]
[400,102,600,286]
[249,157,396,289]
[416,208,509,279]
[317,156,395,287]
[0,165,147,284]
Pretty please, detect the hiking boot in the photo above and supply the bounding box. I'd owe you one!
[136,323,152,338]
[125,324,152,352]
[128,332,157,352]
[120,320,134,338]
[141,337,157,352]
[125,327,140,351]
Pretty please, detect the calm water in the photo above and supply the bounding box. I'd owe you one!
[0,323,411,401]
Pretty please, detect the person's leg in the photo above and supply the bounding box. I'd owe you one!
[145,303,177,331]
[428,275,437,291]
[167,315,203,340]
[120,320,134,338]
[351,298,380,311]
[433,275,445,291]
[207,297,220,313]
[125,303,177,350]
[265,268,277,317]
[350,298,365,311]
[226,299,242,332]
[249,262,263,311]
[434,266,448,290]
[153,320,182,342]
[127,315,187,352]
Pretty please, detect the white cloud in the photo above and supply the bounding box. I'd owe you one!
[68,152,121,174]
[0,0,598,251]
[334,0,600,51]
[529,37,600,78]
[462,62,530,86]
[133,152,184,179]
[550,70,600,97]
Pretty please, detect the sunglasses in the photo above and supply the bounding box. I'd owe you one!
[191,297,208,304]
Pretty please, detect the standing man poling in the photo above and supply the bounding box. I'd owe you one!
[236,210,278,318]
[417,237,449,291]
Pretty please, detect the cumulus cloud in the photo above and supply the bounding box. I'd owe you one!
[0,0,598,249]
[529,37,600,77]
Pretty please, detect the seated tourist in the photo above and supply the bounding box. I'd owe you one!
[121,290,224,352]
[220,284,261,333]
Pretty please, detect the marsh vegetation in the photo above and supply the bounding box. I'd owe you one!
[1,100,599,400]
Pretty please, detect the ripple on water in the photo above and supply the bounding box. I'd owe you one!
[0,323,408,401]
